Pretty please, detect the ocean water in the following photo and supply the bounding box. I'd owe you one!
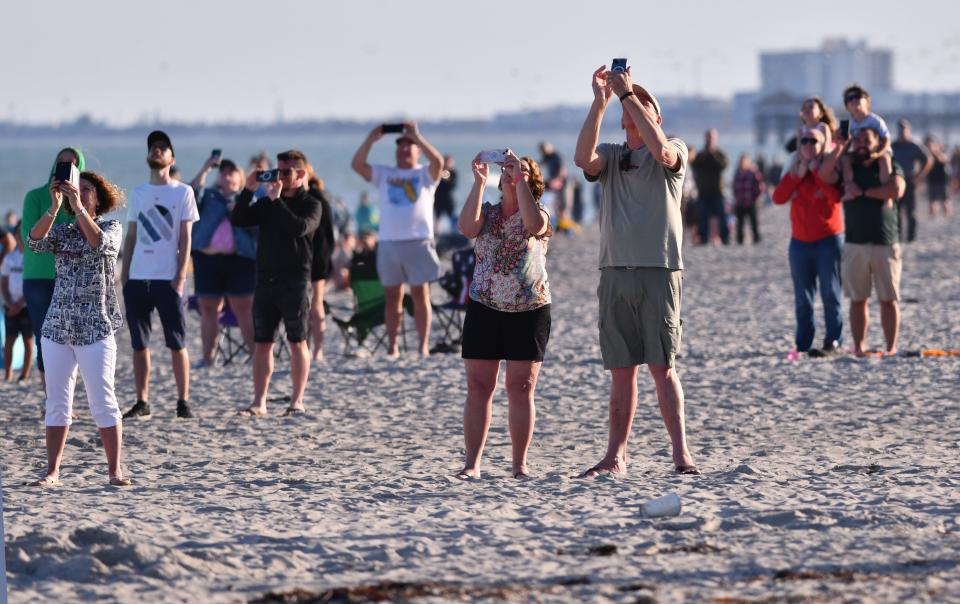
[0,128,783,227]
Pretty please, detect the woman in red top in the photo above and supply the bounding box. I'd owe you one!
[773,127,844,357]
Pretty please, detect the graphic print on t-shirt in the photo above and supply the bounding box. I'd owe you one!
[138,202,174,242]
[386,176,419,206]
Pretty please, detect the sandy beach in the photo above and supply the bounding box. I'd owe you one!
[2,206,958,603]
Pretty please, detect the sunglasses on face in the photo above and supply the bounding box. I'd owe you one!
[799,138,820,146]
[620,146,632,171]
[278,168,297,177]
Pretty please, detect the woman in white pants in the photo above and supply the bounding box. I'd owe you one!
[28,171,130,487]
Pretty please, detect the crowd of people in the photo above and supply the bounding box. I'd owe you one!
[6,63,959,486]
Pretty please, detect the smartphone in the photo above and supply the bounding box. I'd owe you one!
[211,148,222,166]
[255,169,280,183]
[54,161,79,188]
[611,58,628,73]
[478,149,509,164]
[839,119,850,139]
[382,123,405,134]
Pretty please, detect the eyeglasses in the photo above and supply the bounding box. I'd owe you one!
[799,138,820,146]
[278,168,296,177]
[844,94,863,103]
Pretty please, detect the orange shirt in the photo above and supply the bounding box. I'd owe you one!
[773,172,844,242]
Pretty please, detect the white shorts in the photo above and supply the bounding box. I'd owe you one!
[376,239,442,287]
[42,335,122,428]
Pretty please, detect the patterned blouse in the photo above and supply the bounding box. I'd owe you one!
[469,201,552,312]
[28,219,123,346]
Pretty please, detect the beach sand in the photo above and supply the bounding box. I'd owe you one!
[2,206,958,603]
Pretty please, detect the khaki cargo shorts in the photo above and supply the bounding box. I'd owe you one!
[598,267,683,369]
[841,243,901,302]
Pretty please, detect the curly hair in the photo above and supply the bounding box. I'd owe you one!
[498,156,546,201]
[65,172,125,217]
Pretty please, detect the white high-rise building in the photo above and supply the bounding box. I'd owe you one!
[760,39,893,100]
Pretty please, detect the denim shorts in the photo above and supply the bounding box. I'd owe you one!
[192,252,256,297]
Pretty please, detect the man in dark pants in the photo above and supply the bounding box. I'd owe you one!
[233,150,321,416]
[891,119,932,243]
[691,129,729,245]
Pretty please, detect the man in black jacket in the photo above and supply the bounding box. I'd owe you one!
[232,150,321,416]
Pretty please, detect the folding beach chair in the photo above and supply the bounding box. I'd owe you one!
[330,250,413,356]
[187,295,249,365]
[431,247,475,353]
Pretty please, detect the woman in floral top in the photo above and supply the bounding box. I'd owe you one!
[457,150,552,479]
[28,171,131,487]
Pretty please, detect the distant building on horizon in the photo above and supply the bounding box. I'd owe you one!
[761,39,893,102]
[749,38,960,144]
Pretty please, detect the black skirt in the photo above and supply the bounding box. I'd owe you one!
[461,300,551,361]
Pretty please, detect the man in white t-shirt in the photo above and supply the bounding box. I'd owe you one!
[351,122,444,357]
[121,130,199,419]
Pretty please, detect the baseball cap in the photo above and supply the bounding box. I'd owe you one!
[218,158,238,172]
[632,84,661,117]
[147,130,174,156]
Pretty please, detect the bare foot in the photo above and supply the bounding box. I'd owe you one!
[237,405,267,417]
[311,351,324,363]
[578,457,626,478]
[109,473,133,487]
[456,468,480,480]
[386,348,401,360]
[29,473,60,487]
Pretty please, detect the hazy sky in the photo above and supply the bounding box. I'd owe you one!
[3,0,958,125]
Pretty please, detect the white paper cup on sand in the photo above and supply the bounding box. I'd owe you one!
[641,493,681,518]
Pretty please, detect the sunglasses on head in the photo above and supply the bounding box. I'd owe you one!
[845,93,863,103]
[799,137,820,145]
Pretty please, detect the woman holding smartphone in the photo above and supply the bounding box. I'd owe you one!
[773,127,845,357]
[457,150,552,479]
[27,172,130,487]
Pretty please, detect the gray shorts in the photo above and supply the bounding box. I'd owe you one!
[598,267,683,369]
[376,239,442,287]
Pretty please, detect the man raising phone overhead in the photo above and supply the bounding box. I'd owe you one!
[573,63,699,477]
[351,122,444,358]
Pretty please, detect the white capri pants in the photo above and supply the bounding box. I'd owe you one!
[42,336,122,428]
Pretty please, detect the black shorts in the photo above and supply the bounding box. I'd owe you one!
[123,280,187,351]
[4,307,33,339]
[193,252,257,297]
[461,301,551,361]
[253,279,310,343]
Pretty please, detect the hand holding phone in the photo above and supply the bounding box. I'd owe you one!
[54,161,79,188]
[839,119,850,140]
[478,149,509,164]
[256,169,280,183]
[211,149,222,167]
[611,58,628,73]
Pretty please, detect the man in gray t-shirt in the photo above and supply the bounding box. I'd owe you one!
[574,64,699,477]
